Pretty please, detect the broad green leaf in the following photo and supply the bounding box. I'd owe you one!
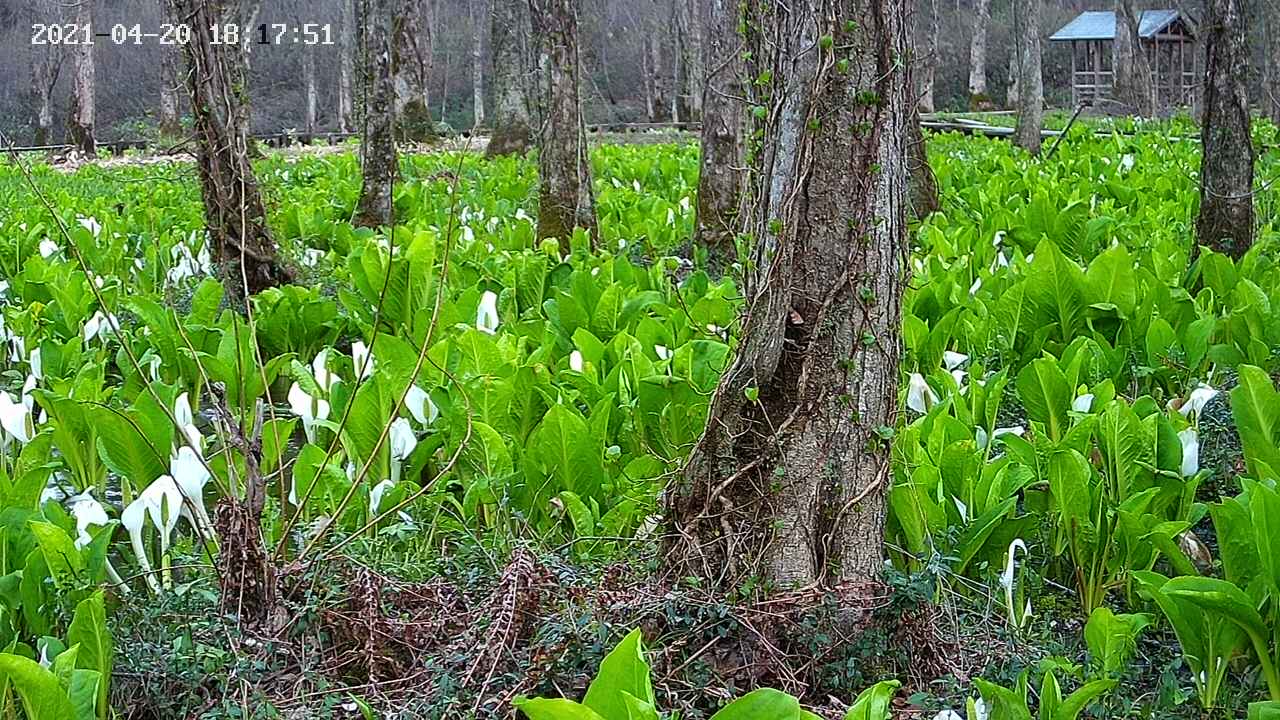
[67,592,111,720]
[1016,358,1071,441]
[0,653,77,720]
[1232,366,1280,480]
[709,688,801,720]
[583,629,655,719]
[843,679,900,720]
[513,698,608,720]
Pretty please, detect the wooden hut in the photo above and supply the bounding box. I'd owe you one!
[1049,9,1197,109]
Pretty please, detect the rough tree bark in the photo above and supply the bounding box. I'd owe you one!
[1012,0,1043,154]
[29,0,62,147]
[1197,0,1254,257]
[168,0,290,300]
[339,0,356,132]
[1006,40,1020,107]
[356,0,398,227]
[919,0,938,112]
[529,0,598,251]
[68,0,96,157]
[908,106,940,218]
[674,0,704,121]
[1113,0,1155,115]
[664,0,910,589]
[1266,5,1280,126]
[968,0,991,109]
[694,0,743,260]
[471,0,487,127]
[394,0,435,141]
[158,1,183,138]
[486,0,535,157]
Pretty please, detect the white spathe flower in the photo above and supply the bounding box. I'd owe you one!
[170,445,212,533]
[8,335,24,363]
[1180,384,1219,419]
[67,490,110,549]
[405,385,438,427]
[969,277,982,296]
[173,392,203,451]
[0,391,34,444]
[655,345,671,361]
[83,311,119,343]
[1000,538,1031,629]
[288,382,330,444]
[351,340,375,380]
[972,698,989,720]
[370,479,395,515]
[932,711,964,720]
[77,216,101,237]
[122,474,183,594]
[38,239,58,258]
[1179,428,1200,477]
[389,418,417,461]
[992,425,1025,441]
[29,348,42,382]
[312,349,337,391]
[301,248,325,267]
[1072,393,1095,413]
[476,291,500,334]
[569,350,584,373]
[906,373,938,414]
[942,351,969,371]
[975,426,989,450]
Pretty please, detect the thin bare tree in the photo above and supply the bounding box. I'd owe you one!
[693,0,743,260]
[339,0,356,132]
[1113,0,1155,115]
[665,0,911,588]
[471,0,487,127]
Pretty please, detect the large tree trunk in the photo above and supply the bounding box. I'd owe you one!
[646,13,671,123]
[529,0,597,251]
[356,0,399,227]
[339,0,356,132]
[1012,0,1043,154]
[486,0,535,157]
[1197,0,1254,257]
[1006,40,1020,108]
[471,0,487,127]
[1113,0,1155,115]
[68,0,96,157]
[967,0,991,109]
[168,0,290,300]
[664,0,909,589]
[693,0,743,260]
[1266,6,1280,126]
[918,0,938,112]
[394,0,435,141]
[29,0,62,147]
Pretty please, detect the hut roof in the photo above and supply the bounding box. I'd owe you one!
[1048,10,1190,41]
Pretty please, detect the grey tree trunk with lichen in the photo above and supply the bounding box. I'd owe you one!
[339,0,356,132]
[1197,0,1254,258]
[356,0,398,227]
[394,0,435,141]
[168,0,290,300]
[968,0,990,109]
[1265,3,1280,126]
[29,0,62,147]
[528,0,597,251]
[486,0,535,157]
[68,0,96,157]
[1013,0,1043,154]
[693,0,742,259]
[918,0,938,112]
[471,0,486,127]
[664,0,909,589]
